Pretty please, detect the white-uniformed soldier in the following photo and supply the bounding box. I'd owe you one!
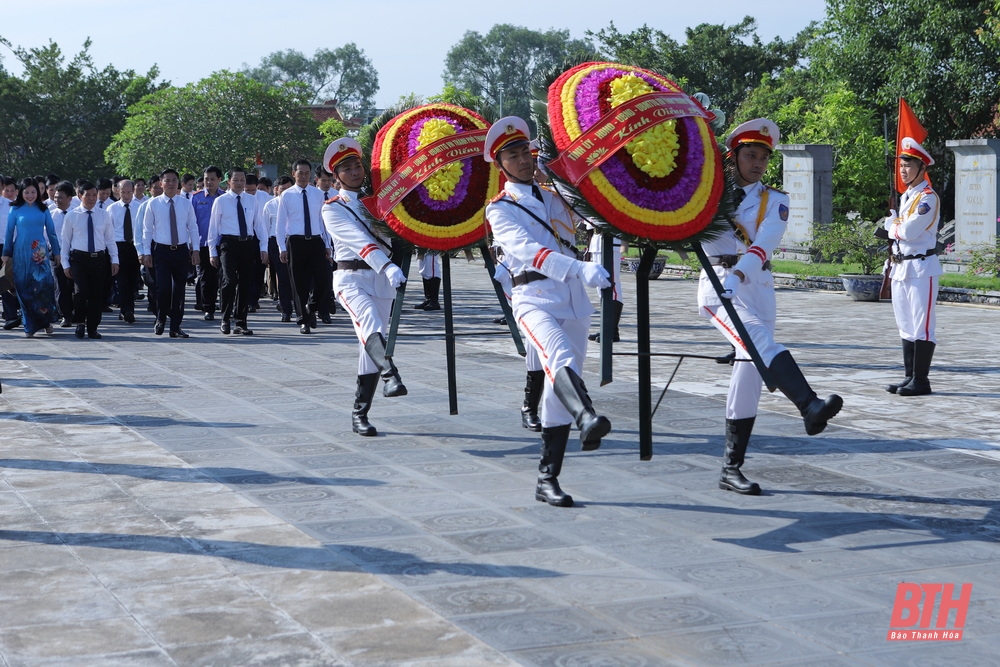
[485,116,612,508]
[320,138,408,437]
[700,118,842,495]
[878,138,940,396]
[412,251,441,311]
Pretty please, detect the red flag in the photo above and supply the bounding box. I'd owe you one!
[896,98,929,194]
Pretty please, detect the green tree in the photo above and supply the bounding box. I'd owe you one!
[0,37,161,180]
[443,24,597,128]
[243,45,379,111]
[590,18,809,115]
[106,71,318,178]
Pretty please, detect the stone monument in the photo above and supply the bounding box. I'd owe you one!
[946,139,1000,262]
[777,144,833,260]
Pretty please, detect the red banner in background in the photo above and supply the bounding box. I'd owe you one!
[362,128,489,220]
[546,92,710,187]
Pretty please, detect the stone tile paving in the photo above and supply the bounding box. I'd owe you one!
[0,258,997,665]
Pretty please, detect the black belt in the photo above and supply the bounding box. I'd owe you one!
[221,234,254,242]
[891,249,937,263]
[337,259,371,271]
[70,250,106,258]
[710,254,771,271]
[290,234,320,242]
[156,244,185,251]
[512,271,546,287]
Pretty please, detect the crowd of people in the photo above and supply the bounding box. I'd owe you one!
[2,115,940,506]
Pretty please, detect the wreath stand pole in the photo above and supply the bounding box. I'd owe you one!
[384,248,412,359]
[442,253,459,415]
[478,242,526,356]
[635,246,657,460]
[599,233,615,387]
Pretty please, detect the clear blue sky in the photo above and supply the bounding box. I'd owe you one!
[4,0,827,109]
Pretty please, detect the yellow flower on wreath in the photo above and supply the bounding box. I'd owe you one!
[416,119,463,201]
[607,75,680,179]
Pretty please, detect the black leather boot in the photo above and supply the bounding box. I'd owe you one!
[521,370,544,431]
[897,340,934,396]
[364,333,408,397]
[768,350,843,436]
[716,345,737,365]
[536,424,573,507]
[885,339,915,394]
[413,278,431,310]
[352,373,379,436]
[719,417,761,495]
[422,277,441,311]
[588,299,623,342]
[551,367,611,451]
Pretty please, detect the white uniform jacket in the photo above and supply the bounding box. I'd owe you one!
[698,181,790,317]
[321,190,396,300]
[885,178,942,281]
[487,181,592,322]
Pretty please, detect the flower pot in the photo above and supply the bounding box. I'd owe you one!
[622,257,666,280]
[839,274,884,302]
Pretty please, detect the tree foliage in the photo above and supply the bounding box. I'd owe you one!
[0,37,161,180]
[106,72,318,178]
[443,24,597,129]
[589,18,809,116]
[243,45,379,111]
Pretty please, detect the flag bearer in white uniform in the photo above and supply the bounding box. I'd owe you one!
[485,116,612,508]
[320,138,409,437]
[877,138,941,396]
[699,118,843,495]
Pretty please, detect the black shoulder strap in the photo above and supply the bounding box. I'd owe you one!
[497,196,581,259]
[334,199,391,255]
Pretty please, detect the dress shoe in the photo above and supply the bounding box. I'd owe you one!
[169,329,189,338]
[300,324,311,334]
[249,304,257,313]
[119,312,136,324]
[308,317,318,329]
[60,317,72,328]
[75,325,85,339]
[220,320,231,335]
[204,312,215,321]
[234,324,253,335]
[321,314,332,324]
[24,331,34,338]
[44,325,54,335]
[154,321,165,335]
[281,313,291,323]
[3,317,21,330]
[102,305,113,313]
[88,331,102,340]
[492,316,507,325]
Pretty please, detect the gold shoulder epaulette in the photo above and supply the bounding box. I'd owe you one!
[325,195,341,204]
[489,191,508,204]
[538,183,555,193]
[922,186,935,195]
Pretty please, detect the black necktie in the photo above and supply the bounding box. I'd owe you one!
[531,184,544,203]
[169,198,179,245]
[123,203,133,242]
[302,189,312,236]
[733,187,747,209]
[236,195,248,237]
[87,211,95,253]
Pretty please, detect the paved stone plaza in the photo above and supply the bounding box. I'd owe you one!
[1,258,998,666]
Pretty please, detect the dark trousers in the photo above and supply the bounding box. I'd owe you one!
[70,251,107,334]
[116,241,139,317]
[153,245,190,330]
[195,246,218,313]
[0,244,20,321]
[219,237,258,324]
[53,259,73,321]
[267,237,293,316]
[286,235,328,325]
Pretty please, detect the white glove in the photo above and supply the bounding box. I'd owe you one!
[720,272,742,299]
[884,215,896,231]
[578,262,611,289]
[383,263,406,289]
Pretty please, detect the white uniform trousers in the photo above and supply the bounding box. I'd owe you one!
[701,300,787,421]
[338,283,393,376]
[516,306,590,427]
[417,254,440,280]
[525,340,542,372]
[891,275,938,343]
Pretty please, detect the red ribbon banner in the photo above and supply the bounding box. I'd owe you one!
[547,92,711,187]
[362,128,489,220]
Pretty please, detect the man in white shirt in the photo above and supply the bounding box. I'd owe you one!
[62,182,119,339]
[141,168,200,338]
[49,181,76,327]
[275,159,333,334]
[208,167,268,335]
[263,176,294,322]
[106,179,141,323]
